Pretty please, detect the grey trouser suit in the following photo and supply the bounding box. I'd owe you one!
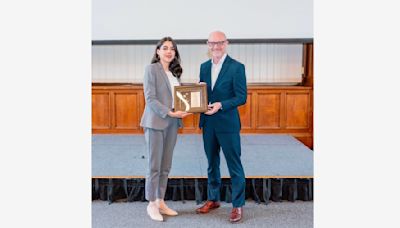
[140,62,182,201]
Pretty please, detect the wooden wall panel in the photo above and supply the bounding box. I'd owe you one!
[114,92,139,129]
[238,94,252,129]
[296,136,313,149]
[179,113,200,133]
[286,93,310,129]
[256,93,281,129]
[303,43,314,87]
[92,84,313,149]
[92,92,111,129]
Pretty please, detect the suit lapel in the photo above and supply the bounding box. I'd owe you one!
[204,60,212,95]
[213,55,231,90]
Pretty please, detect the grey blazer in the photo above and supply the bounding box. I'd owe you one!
[140,62,183,130]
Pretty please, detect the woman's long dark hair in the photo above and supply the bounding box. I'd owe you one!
[151,37,183,78]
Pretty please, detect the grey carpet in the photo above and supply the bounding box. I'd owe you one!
[92,200,313,228]
[92,134,313,177]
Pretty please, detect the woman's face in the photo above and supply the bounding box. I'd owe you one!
[157,41,176,65]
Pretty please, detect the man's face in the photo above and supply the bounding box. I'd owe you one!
[207,32,228,60]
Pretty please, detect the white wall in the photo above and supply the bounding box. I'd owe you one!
[92,0,313,40]
[92,43,304,84]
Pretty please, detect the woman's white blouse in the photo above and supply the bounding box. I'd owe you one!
[165,71,180,108]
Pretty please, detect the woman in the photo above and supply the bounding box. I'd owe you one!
[140,37,191,222]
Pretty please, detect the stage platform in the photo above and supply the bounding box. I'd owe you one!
[92,134,313,204]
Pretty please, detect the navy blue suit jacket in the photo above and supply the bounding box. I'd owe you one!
[199,55,247,133]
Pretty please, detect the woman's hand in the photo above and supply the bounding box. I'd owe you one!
[168,110,192,118]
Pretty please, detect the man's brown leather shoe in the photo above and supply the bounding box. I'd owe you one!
[196,201,220,214]
[229,207,243,223]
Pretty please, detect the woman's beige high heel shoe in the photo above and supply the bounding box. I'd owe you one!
[156,199,178,216]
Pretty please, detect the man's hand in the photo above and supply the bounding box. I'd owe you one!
[168,110,192,118]
[205,102,222,115]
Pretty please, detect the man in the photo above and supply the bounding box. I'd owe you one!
[196,31,247,223]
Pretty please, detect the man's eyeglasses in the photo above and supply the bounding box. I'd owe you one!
[207,40,227,47]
